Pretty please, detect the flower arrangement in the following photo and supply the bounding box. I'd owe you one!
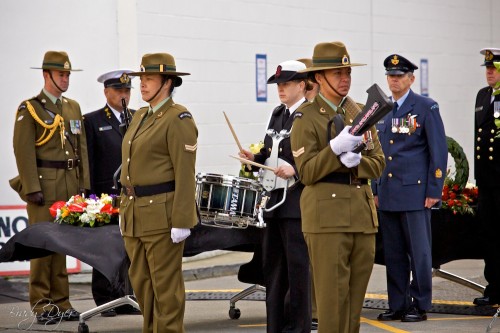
[440,136,478,215]
[49,193,119,227]
[441,181,478,215]
[239,141,264,179]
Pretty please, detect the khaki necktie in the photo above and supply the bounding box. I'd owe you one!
[56,99,62,112]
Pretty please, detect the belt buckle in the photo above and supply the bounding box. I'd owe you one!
[125,186,135,197]
[350,175,362,186]
[67,159,74,170]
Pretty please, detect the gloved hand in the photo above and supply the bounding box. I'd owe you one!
[340,152,362,168]
[171,228,191,243]
[26,191,45,206]
[330,126,363,155]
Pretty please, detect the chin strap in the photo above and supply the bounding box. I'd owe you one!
[146,78,167,103]
[48,71,67,94]
[323,74,347,98]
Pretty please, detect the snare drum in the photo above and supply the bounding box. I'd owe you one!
[196,173,263,228]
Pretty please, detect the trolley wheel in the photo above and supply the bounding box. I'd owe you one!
[229,307,241,319]
[78,322,89,333]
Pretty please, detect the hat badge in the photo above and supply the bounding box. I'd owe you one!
[341,55,349,65]
[120,73,130,84]
[64,61,70,70]
[391,55,399,65]
[275,65,282,78]
[485,50,494,61]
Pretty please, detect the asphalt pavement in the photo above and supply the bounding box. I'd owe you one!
[0,251,499,333]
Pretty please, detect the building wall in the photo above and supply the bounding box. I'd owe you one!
[0,0,499,204]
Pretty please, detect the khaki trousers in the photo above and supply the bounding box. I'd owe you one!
[304,232,375,333]
[124,233,185,333]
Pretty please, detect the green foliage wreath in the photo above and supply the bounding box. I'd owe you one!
[445,136,469,189]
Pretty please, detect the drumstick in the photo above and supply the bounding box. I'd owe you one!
[223,111,244,153]
[229,155,276,172]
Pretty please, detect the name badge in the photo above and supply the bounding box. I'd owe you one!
[99,126,113,131]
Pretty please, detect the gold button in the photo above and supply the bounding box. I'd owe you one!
[489,147,494,152]
[418,180,421,184]
[388,173,393,178]
[128,140,131,144]
[477,137,481,141]
[491,138,495,143]
[150,200,153,203]
[39,175,43,179]
[389,140,394,144]
[349,118,353,123]
[490,156,494,160]
[129,196,133,200]
[65,151,69,155]
[477,155,481,159]
[492,130,495,134]
[477,146,480,151]
[388,156,393,161]
[356,185,361,189]
[127,158,130,162]
[479,128,482,132]
[127,176,130,180]
[332,194,336,198]
[279,148,282,152]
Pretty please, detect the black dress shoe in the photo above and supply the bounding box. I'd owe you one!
[116,306,141,315]
[311,318,318,330]
[377,309,404,321]
[36,310,62,325]
[401,306,427,322]
[473,296,499,306]
[101,309,117,317]
[62,308,80,321]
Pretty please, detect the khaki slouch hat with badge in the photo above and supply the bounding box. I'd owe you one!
[300,41,366,73]
[31,50,82,71]
[128,52,190,87]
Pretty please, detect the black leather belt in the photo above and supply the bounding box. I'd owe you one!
[36,158,80,170]
[123,181,175,197]
[320,173,368,185]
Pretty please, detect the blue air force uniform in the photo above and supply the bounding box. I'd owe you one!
[372,55,447,317]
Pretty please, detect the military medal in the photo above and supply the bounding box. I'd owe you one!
[70,120,81,134]
[494,102,500,118]
[363,131,374,150]
[392,118,398,133]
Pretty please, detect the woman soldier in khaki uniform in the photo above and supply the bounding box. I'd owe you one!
[290,42,385,333]
[11,51,89,324]
[120,53,198,333]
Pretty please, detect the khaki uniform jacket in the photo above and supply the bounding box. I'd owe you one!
[119,98,198,237]
[12,90,90,221]
[290,96,385,234]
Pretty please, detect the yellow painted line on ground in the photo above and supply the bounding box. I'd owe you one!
[365,293,479,306]
[428,316,492,321]
[361,317,410,333]
[186,289,244,293]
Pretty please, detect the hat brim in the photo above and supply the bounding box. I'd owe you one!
[267,71,308,84]
[385,69,408,75]
[299,63,366,73]
[30,67,82,71]
[128,71,190,76]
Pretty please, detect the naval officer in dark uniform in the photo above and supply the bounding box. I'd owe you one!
[239,60,312,333]
[84,69,140,316]
[472,48,500,306]
[373,54,447,322]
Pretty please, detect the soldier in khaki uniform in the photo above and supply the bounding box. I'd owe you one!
[120,53,198,333]
[10,51,89,324]
[290,42,385,333]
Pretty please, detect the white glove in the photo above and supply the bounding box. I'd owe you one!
[340,152,362,168]
[330,126,363,155]
[171,228,191,243]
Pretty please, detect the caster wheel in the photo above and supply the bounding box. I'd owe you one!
[229,307,241,319]
[78,322,89,333]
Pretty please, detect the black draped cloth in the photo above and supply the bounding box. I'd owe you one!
[0,222,263,287]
